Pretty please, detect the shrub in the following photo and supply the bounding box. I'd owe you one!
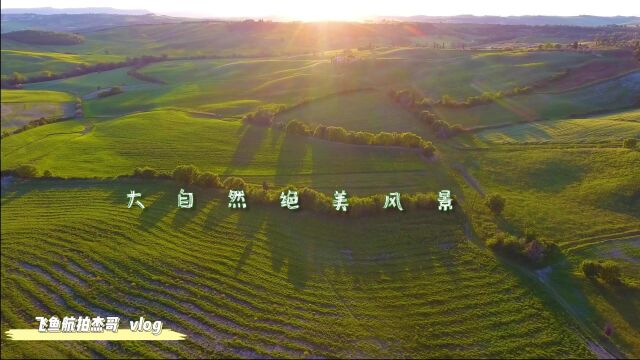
[350,131,374,145]
[222,176,246,189]
[42,170,53,178]
[133,166,160,178]
[581,260,622,284]
[243,109,275,126]
[486,232,522,254]
[599,261,622,284]
[421,141,436,158]
[622,138,637,149]
[313,125,328,139]
[196,172,222,188]
[14,164,38,178]
[97,86,123,98]
[420,110,437,125]
[399,132,423,148]
[486,194,506,215]
[325,126,349,143]
[373,132,396,146]
[297,187,332,212]
[172,165,201,185]
[581,260,599,278]
[285,119,311,136]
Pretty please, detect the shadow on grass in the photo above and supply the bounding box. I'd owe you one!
[274,133,308,187]
[223,124,268,175]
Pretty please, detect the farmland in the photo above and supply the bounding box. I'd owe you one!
[1,12,640,359]
[1,89,76,131]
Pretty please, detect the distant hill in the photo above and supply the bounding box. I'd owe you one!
[2,30,84,45]
[372,15,640,27]
[0,13,191,33]
[1,7,149,15]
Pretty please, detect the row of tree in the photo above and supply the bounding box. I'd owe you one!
[389,89,464,138]
[1,54,170,88]
[130,164,450,216]
[2,30,84,45]
[284,119,436,157]
[486,229,559,265]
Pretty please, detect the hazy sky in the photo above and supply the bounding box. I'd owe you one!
[2,0,638,19]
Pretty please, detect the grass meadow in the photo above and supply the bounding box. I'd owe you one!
[2,19,639,359]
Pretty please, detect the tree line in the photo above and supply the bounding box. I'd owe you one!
[1,55,169,88]
[2,30,84,45]
[243,108,436,157]
[388,89,465,138]
[2,164,454,217]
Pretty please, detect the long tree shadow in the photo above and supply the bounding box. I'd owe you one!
[274,133,309,187]
[223,124,269,176]
[233,205,269,276]
[263,209,313,290]
[170,185,215,229]
[493,251,625,358]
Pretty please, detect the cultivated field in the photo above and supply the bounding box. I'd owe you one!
[1,15,639,359]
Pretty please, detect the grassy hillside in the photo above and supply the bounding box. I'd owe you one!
[475,110,640,144]
[434,71,640,128]
[24,67,154,97]
[275,90,428,136]
[1,89,75,103]
[1,89,76,131]
[1,49,124,78]
[2,18,639,359]
[0,110,450,194]
[542,238,640,356]
[1,179,592,358]
[458,146,640,243]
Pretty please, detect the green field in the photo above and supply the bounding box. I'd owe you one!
[1,89,75,103]
[1,179,594,358]
[1,49,124,78]
[2,14,640,359]
[24,68,153,97]
[475,110,640,144]
[456,146,640,243]
[0,110,452,194]
[1,89,76,131]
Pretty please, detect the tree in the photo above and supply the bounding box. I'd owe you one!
[196,172,222,188]
[14,164,38,178]
[599,261,622,284]
[285,119,310,136]
[581,260,599,278]
[486,194,506,215]
[581,260,622,284]
[373,132,395,146]
[10,72,26,85]
[622,138,637,149]
[313,125,327,139]
[172,165,200,185]
[222,176,245,189]
[399,132,422,148]
[133,167,159,178]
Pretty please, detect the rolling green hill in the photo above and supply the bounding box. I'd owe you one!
[1,179,592,358]
[1,89,76,131]
[1,49,124,78]
[475,110,640,144]
[1,89,75,103]
[434,71,640,128]
[0,110,450,194]
[457,145,640,243]
[2,17,640,359]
